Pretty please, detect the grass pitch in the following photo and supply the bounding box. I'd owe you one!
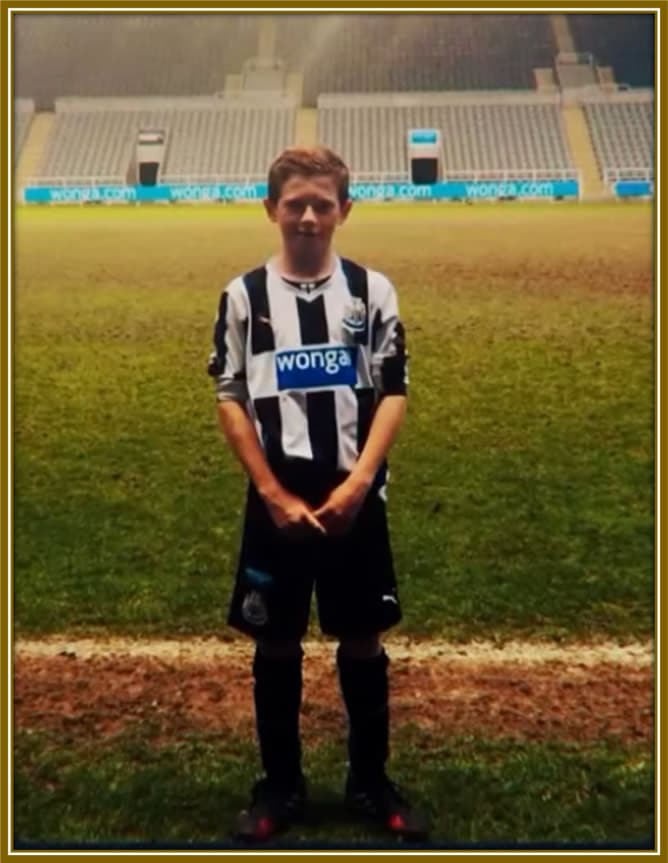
[14,729,653,849]
[12,201,655,849]
[13,202,653,640]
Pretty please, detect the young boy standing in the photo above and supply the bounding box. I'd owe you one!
[208,147,429,843]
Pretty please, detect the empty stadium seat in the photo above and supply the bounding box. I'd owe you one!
[34,100,296,184]
[583,100,653,180]
[318,99,575,180]
[161,104,295,182]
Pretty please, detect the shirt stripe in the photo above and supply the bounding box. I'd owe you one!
[371,306,383,353]
[306,390,339,472]
[341,257,369,345]
[253,396,283,468]
[244,267,275,355]
[335,386,361,472]
[211,290,229,374]
[296,289,338,470]
[280,391,314,462]
[296,293,329,345]
[355,387,376,453]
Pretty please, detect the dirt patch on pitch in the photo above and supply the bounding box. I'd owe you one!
[14,638,653,747]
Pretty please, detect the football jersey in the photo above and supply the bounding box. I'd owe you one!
[208,255,408,475]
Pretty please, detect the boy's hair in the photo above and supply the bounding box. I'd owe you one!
[267,146,350,205]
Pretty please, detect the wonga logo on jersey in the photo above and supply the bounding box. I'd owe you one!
[275,346,357,390]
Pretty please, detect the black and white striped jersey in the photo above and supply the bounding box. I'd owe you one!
[208,255,408,475]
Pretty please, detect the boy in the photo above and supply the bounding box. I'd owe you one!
[207,147,429,843]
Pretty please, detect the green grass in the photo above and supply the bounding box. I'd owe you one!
[13,202,654,640]
[12,200,656,848]
[14,728,653,849]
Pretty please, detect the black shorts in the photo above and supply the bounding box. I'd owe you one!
[227,461,402,641]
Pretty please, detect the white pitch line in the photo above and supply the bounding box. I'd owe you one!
[13,636,654,667]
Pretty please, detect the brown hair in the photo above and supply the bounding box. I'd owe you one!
[267,146,350,205]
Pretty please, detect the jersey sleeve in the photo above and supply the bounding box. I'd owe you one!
[370,274,409,397]
[207,277,249,403]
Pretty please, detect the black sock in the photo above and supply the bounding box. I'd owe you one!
[253,647,303,787]
[336,647,390,784]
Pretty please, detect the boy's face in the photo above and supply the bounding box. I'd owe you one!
[264,174,352,264]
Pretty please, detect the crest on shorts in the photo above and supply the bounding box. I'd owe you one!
[241,590,268,626]
[342,297,367,338]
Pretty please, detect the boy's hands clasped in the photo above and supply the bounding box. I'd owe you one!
[263,476,370,537]
[263,487,326,536]
[313,476,369,535]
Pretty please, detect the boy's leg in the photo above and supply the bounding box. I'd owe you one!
[228,482,314,841]
[228,479,313,779]
[336,635,388,785]
[315,488,400,785]
[312,484,429,836]
[337,635,431,841]
[236,638,308,842]
[253,638,305,787]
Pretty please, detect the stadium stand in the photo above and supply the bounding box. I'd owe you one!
[161,102,296,182]
[14,99,34,163]
[318,95,575,181]
[568,14,654,87]
[582,98,653,181]
[33,98,296,185]
[277,14,557,105]
[14,14,260,109]
[14,13,655,199]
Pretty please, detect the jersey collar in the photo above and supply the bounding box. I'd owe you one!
[268,255,342,297]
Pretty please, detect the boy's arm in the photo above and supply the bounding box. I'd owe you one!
[313,395,406,532]
[209,281,324,535]
[217,401,324,535]
[315,275,408,534]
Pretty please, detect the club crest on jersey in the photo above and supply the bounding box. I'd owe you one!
[275,346,357,391]
[241,590,268,627]
[342,298,367,341]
